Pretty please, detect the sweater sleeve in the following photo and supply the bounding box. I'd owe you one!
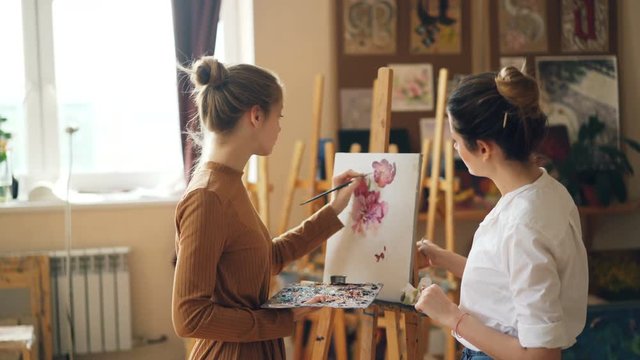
[172,189,294,341]
[271,204,344,274]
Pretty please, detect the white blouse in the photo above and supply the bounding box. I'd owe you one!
[458,169,588,350]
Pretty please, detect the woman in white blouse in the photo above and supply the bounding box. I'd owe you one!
[414,66,588,360]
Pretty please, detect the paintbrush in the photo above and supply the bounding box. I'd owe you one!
[299,173,371,206]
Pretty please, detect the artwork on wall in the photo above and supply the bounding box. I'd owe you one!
[535,56,619,145]
[409,0,462,54]
[499,56,527,70]
[561,0,609,52]
[324,153,422,303]
[340,88,372,129]
[499,0,548,54]
[389,63,434,112]
[343,0,397,55]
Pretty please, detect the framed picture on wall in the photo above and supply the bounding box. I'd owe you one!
[389,63,434,112]
[409,0,462,54]
[535,55,619,146]
[340,88,373,129]
[561,0,610,52]
[498,0,548,54]
[343,0,397,55]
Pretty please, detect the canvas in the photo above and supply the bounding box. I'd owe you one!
[499,56,527,70]
[561,0,609,52]
[499,0,548,54]
[343,0,397,55]
[409,0,462,54]
[536,56,619,145]
[323,153,422,303]
[389,63,434,112]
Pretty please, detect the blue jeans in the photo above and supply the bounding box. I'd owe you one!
[461,347,492,360]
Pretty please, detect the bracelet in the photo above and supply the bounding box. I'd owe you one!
[453,312,470,338]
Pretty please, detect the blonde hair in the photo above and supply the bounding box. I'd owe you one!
[185,57,282,135]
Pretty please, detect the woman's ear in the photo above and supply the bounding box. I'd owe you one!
[249,105,263,128]
[476,139,494,161]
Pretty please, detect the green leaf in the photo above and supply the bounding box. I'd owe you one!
[624,138,640,153]
[0,116,6,123]
[0,153,5,163]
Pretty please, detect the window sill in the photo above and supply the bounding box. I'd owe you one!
[0,193,180,214]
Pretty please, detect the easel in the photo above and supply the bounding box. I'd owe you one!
[310,66,457,360]
[310,67,426,360]
[279,74,334,267]
[419,67,458,360]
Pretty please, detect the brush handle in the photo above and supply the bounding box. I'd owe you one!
[299,181,353,206]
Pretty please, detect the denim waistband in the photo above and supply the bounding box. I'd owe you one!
[461,347,492,360]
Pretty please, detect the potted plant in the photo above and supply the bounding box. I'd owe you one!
[0,115,15,200]
[555,115,640,206]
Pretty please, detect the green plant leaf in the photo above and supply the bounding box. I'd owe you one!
[624,138,640,153]
[0,116,6,123]
[0,153,6,163]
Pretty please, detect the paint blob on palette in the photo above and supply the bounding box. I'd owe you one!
[262,282,383,309]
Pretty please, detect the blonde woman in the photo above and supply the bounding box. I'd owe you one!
[172,57,360,359]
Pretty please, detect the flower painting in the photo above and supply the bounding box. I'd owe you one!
[324,153,422,302]
[498,0,548,54]
[389,63,434,112]
[350,159,396,235]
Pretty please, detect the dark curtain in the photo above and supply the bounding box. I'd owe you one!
[171,0,222,181]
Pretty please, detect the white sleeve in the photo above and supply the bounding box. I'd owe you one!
[505,224,569,349]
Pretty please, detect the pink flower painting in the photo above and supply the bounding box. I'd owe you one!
[372,159,396,188]
[350,159,397,235]
[351,180,388,235]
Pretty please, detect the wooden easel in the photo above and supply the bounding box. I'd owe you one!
[419,67,459,360]
[310,67,427,360]
[279,74,334,271]
[310,66,457,360]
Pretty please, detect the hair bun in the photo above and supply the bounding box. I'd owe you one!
[192,57,228,88]
[495,66,540,115]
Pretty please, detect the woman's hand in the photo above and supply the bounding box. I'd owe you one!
[328,169,363,214]
[291,295,326,321]
[414,284,461,329]
[416,238,443,268]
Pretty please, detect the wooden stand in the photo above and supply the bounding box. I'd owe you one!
[420,68,459,360]
[0,256,53,360]
[309,67,427,360]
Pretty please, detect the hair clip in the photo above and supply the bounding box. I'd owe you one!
[503,112,509,128]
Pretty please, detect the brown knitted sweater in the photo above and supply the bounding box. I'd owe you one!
[172,161,343,359]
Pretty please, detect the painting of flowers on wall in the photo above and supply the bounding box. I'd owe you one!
[389,63,434,112]
[324,153,422,302]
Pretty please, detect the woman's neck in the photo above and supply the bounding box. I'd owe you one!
[205,135,251,172]
[491,161,543,196]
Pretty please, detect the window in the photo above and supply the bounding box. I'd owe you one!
[2,0,183,196]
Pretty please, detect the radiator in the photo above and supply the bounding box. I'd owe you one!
[49,247,132,356]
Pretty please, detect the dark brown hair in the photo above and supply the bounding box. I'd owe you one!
[447,66,547,162]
